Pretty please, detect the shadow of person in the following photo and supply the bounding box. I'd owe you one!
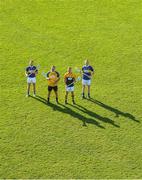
[69,103,120,128]
[30,95,105,128]
[88,98,140,123]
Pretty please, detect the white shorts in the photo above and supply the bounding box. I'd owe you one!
[27,77,36,84]
[66,86,74,92]
[82,79,91,86]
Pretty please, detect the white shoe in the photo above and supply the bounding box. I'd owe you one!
[33,94,36,97]
[26,94,29,97]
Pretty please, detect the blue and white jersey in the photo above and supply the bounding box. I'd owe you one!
[26,66,37,78]
[82,65,94,80]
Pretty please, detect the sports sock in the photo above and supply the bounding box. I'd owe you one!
[72,94,75,104]
[72,94,74,101]
[56,97,59,103]
[65,94,68,103]
[82,93,85,97]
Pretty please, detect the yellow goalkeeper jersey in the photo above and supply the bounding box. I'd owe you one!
[47,71,60,87]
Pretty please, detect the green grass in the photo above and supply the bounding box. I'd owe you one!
[0,0,142,178]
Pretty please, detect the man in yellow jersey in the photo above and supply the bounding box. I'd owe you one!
[46,65,60,103]
[64,67,76,104]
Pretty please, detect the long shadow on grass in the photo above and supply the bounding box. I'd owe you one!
[69,104,120,128]
[88,98,140,123]
[30,95,105,128]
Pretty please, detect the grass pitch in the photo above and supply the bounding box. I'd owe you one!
[0,0,142,178]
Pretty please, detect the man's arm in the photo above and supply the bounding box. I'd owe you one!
[35,69,38,75]
[91,66,94,76]
[56,77,60,83]
[25,67,29,77]
[73,74,76,83]
[32,66,38,75]
[25,71,28,77]
[55,72,60,83]
[64,75,67,84]
[46,72,50,80]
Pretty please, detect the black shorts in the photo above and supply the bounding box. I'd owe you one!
[48,86,58,92]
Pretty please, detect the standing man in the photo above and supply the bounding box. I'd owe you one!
[25,60,38,97]
[64,67,76,104]
[46,65,60,103]
[82,59,94,99]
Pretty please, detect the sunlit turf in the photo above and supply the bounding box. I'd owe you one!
[0,0,142,178]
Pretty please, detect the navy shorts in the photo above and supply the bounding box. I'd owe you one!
[48,86,58,92]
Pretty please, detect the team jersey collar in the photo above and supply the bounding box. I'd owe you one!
[67,71,72,74]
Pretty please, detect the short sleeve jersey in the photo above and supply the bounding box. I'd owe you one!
[64,72,76,87]
[26,66,37,78]
[47,71,60,87]
[82,65,94,80]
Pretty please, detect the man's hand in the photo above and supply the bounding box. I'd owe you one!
[54,78,60,83]
[29,69,38,74]
[47,77,56,82]
[88,75,92,79]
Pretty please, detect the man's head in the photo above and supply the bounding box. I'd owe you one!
[51,65,56,72]
[29,60,34,66]
[85,59,89,66]
[67,67,72,73]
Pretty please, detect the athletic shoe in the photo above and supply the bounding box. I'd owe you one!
[82,93,85,99]
[33,94,36,97]
[82,95,85,99]
[47,98,50,104]
[26,94,29,97]
[88,94,91,98]
[72,100,75,104]
[56,98,59,104]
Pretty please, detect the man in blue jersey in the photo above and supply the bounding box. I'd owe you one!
[25,60,38,97]
[82,59,94,99]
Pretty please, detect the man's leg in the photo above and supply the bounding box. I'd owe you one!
[54,86,59,103]
[71,91,75,104]
[88,85,91,98]
[47,86,52,103]
[82,85,85,98]
[33,83,36,96]
[55,91,59,103]
[26,83,31,97]
[65,91,68,104]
